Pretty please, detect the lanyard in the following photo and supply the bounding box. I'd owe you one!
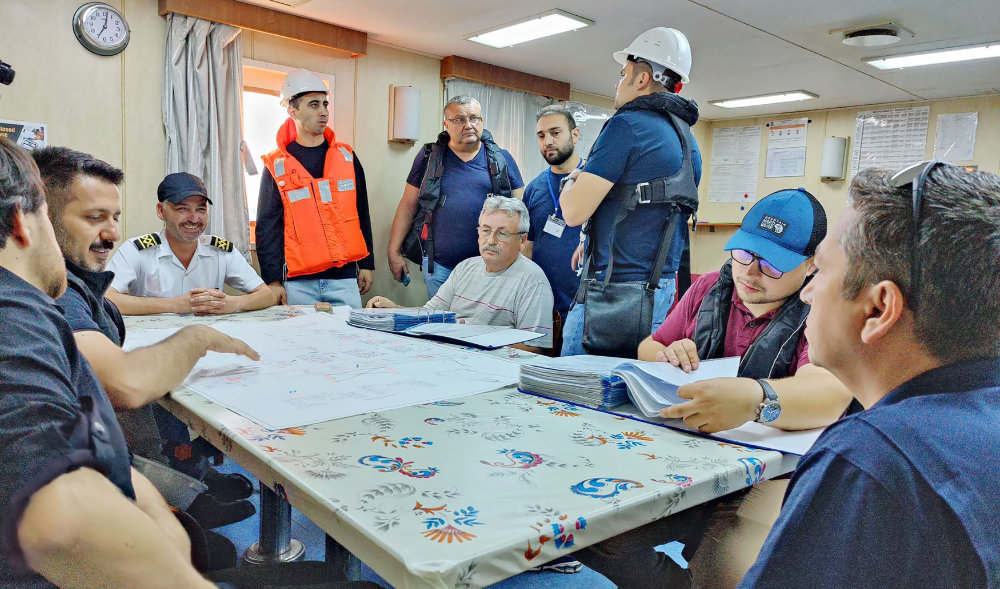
[546,159,584,216]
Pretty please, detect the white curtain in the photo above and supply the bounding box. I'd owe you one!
[444,78,550,184]
[563,101,615,161]
[163,14,249,254]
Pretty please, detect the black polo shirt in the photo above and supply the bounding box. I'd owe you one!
[0,266,134,588]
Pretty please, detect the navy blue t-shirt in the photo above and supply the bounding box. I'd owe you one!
[0,268,135,588]
[741,358,1000,589]
[524,168,582,315]
[406,142,524,269]
[583,110,702,282]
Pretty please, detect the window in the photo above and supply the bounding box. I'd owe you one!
[241,60,334,222]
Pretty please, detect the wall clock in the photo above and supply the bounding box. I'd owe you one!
[73,2,130,56]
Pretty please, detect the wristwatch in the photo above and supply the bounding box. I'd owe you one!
[754,379,781,424]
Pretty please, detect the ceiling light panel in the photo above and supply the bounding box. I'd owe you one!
[866,43,1000,69]
[467,10,593,48]
[710,91,818,109]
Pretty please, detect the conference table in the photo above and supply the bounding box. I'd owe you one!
[126,307,793,589]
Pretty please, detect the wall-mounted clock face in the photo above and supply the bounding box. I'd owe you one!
[73,3,130,56]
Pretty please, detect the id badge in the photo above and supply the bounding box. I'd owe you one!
[543,215,566,238]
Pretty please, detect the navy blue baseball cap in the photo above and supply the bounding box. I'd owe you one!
[723,188,826,273]
[157,172,213,205]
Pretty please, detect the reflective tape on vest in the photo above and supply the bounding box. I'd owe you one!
[318,180,333,203]
[337,146,353,162]
[287,187,311,203]
[337,179,355,192]
[274,157,286,177]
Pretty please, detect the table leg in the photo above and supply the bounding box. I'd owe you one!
[325,535,363,580]
[243,482,306,565]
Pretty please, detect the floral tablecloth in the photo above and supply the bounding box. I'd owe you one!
[129,309,785,589]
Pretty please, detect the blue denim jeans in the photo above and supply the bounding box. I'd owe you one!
[285,278,362,308]
[560,275,677,357]
[421,256,454,300]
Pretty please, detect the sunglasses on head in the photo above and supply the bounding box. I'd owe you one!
[889,160,950,309]
[730,249,784,279]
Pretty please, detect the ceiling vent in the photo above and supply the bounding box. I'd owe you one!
[843,27,900,47]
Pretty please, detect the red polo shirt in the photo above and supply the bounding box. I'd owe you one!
[651,270,810,374]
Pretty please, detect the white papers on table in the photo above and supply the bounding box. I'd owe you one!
[613,404,823,456]
[404,323,544,349]
[348,308,455,331]
[124,314,520,430]
[934,112,978,162]
[614,357,740,417]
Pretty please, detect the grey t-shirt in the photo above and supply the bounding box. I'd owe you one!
[423,254,554,348]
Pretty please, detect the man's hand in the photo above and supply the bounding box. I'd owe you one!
[267,281,287,305]
[365,296,397,309]
[570,243,585,271]
[659,377,762,433]
[655,338,701,372]
[190,325,260,361]
[357,269,373,295]
[188,288,228,315]
[560,167,583,194]
[388,251,409,283]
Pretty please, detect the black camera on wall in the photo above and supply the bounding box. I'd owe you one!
[0,61,15,86]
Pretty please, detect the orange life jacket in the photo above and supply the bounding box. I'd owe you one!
[261,119,369,277]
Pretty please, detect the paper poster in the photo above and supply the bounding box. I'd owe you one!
[0,119,47,150]
[767,117,808,149]
[850,106,929,178]
[934,112,977,162]
[709,126,762,202]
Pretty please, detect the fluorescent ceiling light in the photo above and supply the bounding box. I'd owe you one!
[866,42,1000,69]
[466,10,593,48]
[710,91,818,109]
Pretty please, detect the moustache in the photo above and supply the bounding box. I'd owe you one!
[480,244,502,255]
[91,240,115,251]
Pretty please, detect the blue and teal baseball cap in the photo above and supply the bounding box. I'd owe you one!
[723,188,826,273]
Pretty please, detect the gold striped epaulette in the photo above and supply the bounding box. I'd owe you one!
[132,233,161,251]
[208,236,233,252]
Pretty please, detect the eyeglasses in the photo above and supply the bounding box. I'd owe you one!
[445,115,483,126]
[890,160,949,309]
[730,249,784,279]
[477,226,523,241]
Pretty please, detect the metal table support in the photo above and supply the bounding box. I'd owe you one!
[243,482,306,565]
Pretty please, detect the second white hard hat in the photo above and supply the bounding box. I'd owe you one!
[280,69,328,107]
[613,27,692,84]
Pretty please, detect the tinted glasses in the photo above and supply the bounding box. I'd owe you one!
[890,160,949,309]
[730,249,784,279]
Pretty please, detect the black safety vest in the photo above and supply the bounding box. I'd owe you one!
[401,129,512,270]
[691,260,809,379]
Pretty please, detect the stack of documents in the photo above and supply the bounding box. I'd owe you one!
[518,355,631,410]
[519,355,740,413]
[612,357,739,417]
[348,308,455,332]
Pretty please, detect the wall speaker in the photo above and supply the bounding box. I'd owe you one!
[820,136,848,180]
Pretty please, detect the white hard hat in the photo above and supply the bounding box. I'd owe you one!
[280,69,328,107]
[613,27,692,84]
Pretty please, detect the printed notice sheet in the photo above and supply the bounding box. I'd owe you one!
[765,117,808,178]
[125,314,520,429]
[850,106,929,178]
[934,112,978,162]
[709,125,762,202]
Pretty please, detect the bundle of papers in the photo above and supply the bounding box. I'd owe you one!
[518,355,631,410]
[348,308,455,332]
[613,356,740,417]
[519,355,740,413]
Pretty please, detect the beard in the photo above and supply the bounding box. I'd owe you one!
[543,142,575,166]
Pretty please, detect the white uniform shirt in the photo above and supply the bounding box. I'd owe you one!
[108,230,264,297]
